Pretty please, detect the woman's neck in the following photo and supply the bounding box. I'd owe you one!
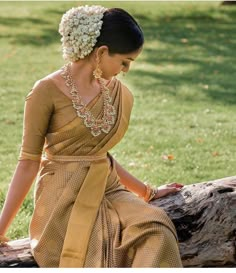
[69,60,97,91]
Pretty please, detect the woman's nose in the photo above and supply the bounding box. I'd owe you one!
[122,64,130,73]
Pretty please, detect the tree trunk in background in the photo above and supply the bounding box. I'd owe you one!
[0,176,236,267]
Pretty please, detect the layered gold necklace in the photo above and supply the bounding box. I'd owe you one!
[61,63,116,137]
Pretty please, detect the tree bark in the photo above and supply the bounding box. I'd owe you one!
[152,175,236,267]
[0,176,236,267]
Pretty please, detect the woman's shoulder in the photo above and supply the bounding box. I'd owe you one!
[28,70,62,97]
[119,80,133,100]
[114,79,134,108]
[33,70,61,89]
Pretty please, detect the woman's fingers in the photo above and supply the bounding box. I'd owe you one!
[0,235,9,247]
[169,187,181,193]
[167,182,184,188]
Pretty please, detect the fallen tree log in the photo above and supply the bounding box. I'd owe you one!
[152,175,236,267]
[0,176,236,267]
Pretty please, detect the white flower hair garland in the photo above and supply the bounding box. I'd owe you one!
[59,5,107,62]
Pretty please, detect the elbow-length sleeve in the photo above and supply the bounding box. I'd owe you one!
[18,80,54,161]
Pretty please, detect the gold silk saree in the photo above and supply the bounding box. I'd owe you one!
[18,77,182,267]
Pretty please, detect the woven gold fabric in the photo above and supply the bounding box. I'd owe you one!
[19,77,182,267]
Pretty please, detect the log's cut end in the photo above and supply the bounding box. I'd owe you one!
[0,238,37,267]
[0,176,236,267]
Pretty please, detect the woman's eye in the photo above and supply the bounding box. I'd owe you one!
[122,62,128,67]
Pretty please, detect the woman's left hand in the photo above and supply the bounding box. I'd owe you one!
[152,183,184,200]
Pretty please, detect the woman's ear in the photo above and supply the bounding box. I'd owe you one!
[95,46,109,60]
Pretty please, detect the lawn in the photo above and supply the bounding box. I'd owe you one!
[0,1,235,239]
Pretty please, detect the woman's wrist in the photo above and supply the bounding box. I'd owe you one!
[142,184,158,202]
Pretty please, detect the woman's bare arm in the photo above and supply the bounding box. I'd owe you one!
[114,159,147,198]
[114,159,184,200]
[0,160,40,236]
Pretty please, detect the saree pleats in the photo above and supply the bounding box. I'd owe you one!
[18,77,182,267]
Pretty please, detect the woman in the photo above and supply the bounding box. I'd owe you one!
[0,6,183,267]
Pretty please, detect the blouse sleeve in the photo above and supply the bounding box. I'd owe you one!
[18,80,54,161]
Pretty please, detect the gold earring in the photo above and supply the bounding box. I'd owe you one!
[93,59,103,79]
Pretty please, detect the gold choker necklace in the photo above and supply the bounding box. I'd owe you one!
[61,63,116,137]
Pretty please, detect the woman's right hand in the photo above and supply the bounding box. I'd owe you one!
[0,234,9,247]
[0,160,40,248]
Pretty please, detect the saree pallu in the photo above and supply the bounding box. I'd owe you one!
[18,77,182,267]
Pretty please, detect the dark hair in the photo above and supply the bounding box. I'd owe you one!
[95,8,144,55]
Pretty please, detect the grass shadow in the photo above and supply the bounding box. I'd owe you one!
[130,6,236,105]
[0,3,235,104]
[0,17,49,26]
[0,10,61,46]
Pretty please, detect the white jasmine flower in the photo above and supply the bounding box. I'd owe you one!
[58,5,107,61]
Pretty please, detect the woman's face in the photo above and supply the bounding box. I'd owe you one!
[98,46,143,80]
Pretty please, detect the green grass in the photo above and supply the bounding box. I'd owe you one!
[0,1,236,239]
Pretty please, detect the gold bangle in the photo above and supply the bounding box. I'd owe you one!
[143,184,151,202]
[143,184,158,202]
[148,188,158,202]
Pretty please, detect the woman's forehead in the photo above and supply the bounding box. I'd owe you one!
[117,48,143,60]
